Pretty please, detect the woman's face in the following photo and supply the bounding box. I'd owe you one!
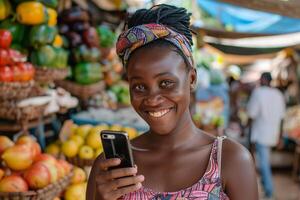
[127,45,196,135]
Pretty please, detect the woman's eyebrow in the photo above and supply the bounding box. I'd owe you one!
[154,72,174,78]
[129,76,143,81]
[130,72,174,81]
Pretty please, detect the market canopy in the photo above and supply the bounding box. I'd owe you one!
[197,0,300,34]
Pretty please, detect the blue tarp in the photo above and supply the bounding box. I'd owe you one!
[198,0,300,34]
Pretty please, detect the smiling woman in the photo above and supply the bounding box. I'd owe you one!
[87,4,258,200]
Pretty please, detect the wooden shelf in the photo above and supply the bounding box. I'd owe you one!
[0,115,55,133]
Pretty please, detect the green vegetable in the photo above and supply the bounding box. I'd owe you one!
[0,19,26,43]
[38,0,58,8]
[73,45,100,62]
[74,62,102,85]
[96,25,116,48]
[13,0,58,8]
[52,47,68,68]
[30,45,56,67]
[29,24,57,48]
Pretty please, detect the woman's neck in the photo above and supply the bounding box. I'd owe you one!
[147,111,199,151]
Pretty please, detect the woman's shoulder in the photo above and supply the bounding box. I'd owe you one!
[221,137,255,179]
[222,138,253,164]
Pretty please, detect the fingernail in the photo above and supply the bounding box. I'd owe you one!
[136,182,142,188]
[138,175,145,181]
[132,167,137,173]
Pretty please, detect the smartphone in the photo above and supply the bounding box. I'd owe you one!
[100,130,134,169]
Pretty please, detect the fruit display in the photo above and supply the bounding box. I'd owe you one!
[0,29,34,83]
[0,135,73,198]
[0,0,69,86]
[58,6,103,85]
[192,97,225,131]
[73,107,149,131]
[45,121,139,167]
[64,166,87,200]
[284,105,300,139]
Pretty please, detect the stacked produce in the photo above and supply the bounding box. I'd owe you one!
[45,122,139,167]
[58,6,102,85]
[0,29,34,83]
[0,135,73,194]
[0,0,69,83]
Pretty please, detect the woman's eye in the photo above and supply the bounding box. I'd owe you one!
[133,84,146,92]
[160,80,174,88]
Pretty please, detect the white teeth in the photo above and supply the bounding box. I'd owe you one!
[148,109,171,118]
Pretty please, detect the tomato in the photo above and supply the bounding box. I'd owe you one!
[0,29,12,49]
[11,65,22,82]
[0,49,11,66]
[17,62,35,81]
[0,65,13,82]
[8,49,26,63]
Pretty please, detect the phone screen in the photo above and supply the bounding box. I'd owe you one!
[101,131,134,169]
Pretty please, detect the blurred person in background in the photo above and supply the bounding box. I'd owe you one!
[247,72,286,199]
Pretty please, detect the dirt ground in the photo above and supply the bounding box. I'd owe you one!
[258,169,300,200]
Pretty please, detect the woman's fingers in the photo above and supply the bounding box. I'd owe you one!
[108,183,143,199]
[96,167,137,183]
[95,157,144,200]
[108,175,144,190]
[98,158,121,170]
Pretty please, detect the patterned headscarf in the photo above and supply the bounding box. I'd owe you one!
[116,23,194,68]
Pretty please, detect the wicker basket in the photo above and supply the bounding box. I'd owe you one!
[0,81,34,101]
[65,155,95,168]
[0,101,48,122]
[55,80,105,101]
[35,67,69,84]
[0,171,73,200]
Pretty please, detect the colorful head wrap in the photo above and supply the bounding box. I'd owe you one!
[116,23,194,68]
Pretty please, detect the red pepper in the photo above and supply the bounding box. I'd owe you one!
[0,49,11,66]
[17,62,35,81]
[0,29,12,49]
[0,65,13,82]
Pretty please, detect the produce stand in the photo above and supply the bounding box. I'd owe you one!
[0,171,73,200]
[55,80,106,101]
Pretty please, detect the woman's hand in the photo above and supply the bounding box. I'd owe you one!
[95,158,144,200]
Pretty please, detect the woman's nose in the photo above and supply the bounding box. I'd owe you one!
[144,92,164,106]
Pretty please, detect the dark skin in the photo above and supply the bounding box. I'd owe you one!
[87,45,258,200]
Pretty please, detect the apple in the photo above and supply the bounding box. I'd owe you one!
[0,136,14,155]
[16,136,41,160]
[1,144,33,171]
[0,169,4,181]
[0,175,28,192]
[57,159,73,174]
[71,167,86,184]
[24,162,51,189]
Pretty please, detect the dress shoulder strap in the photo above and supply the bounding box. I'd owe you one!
[217,136,227,177]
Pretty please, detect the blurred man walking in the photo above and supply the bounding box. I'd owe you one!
[247,72,285,199]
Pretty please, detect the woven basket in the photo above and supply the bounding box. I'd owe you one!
[66,155,95,168]
[0,101,48,122]
[0,171,73,200]
[0,81,34,101]
[35,67,69,84]
[55,80,105,101]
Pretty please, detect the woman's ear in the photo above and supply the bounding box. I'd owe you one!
[189,68,197,91]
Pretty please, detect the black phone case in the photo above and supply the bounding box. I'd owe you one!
[100,130,134,169]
